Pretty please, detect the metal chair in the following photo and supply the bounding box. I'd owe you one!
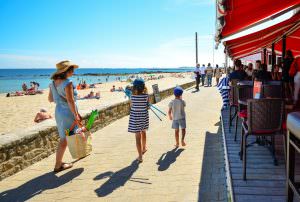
[262,84,283,99]
[286,112,300,202]
[264,80,282,86]
[241,98,284,180]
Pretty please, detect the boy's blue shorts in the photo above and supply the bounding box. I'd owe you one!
[172,118,186,129]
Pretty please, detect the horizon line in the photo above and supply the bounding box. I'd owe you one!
[0,66,195,70]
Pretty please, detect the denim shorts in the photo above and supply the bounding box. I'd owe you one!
[172,118,186,129]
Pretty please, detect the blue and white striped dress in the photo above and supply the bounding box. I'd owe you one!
[128,94,149,133]
[217,76,230,109]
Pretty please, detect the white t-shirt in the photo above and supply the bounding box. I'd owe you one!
[194,68,200,78]
[200,66,206,74]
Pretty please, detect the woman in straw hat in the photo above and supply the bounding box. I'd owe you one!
[48,60,81,172]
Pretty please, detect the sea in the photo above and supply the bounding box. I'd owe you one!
[0,68,193,93]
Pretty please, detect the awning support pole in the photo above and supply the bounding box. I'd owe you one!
[282,35,286,62]
[195,32,198,65]
[271,43,276,72]
[263,48,267,64]
[225,50,228,75]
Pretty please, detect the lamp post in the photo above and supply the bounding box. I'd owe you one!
[195,32,198,65]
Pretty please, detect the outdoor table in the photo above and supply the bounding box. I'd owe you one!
[238,99,248,106]
[286,112,300,202]
[238,81,253,86]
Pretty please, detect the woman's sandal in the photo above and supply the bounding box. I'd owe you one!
[53,163,73,173]
[142,149,148,154]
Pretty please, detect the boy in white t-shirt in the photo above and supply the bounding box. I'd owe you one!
[168,87,186,147]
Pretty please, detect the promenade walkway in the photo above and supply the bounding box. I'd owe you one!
[0,85,227,202]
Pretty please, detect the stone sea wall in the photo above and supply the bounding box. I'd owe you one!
[0,81,195,180]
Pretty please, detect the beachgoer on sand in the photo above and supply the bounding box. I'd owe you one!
[194,64,201,91]
[48,60,81,173]
[111,85,116,92]
[168,87,186,147]
[79,91,100,100]
[22,83,28,91]
[6,91,24,97]
[128,78,149,163]
[34,108,52,123]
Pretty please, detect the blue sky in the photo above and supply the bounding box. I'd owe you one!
[0,0,224,68]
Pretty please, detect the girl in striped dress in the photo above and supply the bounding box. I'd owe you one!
[128,79,149,162]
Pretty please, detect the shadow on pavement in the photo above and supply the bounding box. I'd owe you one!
[198,122,227,202]
[156,147,184,171]
[94,160,140,197]
[0,168,84,202]
[191,90,200,93]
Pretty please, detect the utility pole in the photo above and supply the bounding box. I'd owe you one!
[213,36,215,67]
[225,50,228,75]
[195,32,198,65]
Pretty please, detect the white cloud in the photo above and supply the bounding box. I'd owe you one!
[0,54,57,68]
[0,35,226,68]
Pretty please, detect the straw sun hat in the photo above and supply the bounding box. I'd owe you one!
[51,60,79,79]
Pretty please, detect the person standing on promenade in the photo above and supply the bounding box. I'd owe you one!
[128,79,149,163]
[48,60,80,173]
[194,64,201,91]
[214,64,222,86]
[282,50,294,100]
[168,87,186,147]
[206,63,214,87]
[290,57,300,106]
[200,64,206,86]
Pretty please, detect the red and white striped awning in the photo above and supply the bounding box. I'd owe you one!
[215,0,300,43]
[223,11,300,59]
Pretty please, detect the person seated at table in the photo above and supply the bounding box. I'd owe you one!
[253,64,271,82]
[229,59,247,82]
[245,63,253,80]
[271,64,282,81]
[253,60,261,71]
[252,61,268,80]
[34,108,52,123]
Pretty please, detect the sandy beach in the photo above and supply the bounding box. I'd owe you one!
[0,72,194,135]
